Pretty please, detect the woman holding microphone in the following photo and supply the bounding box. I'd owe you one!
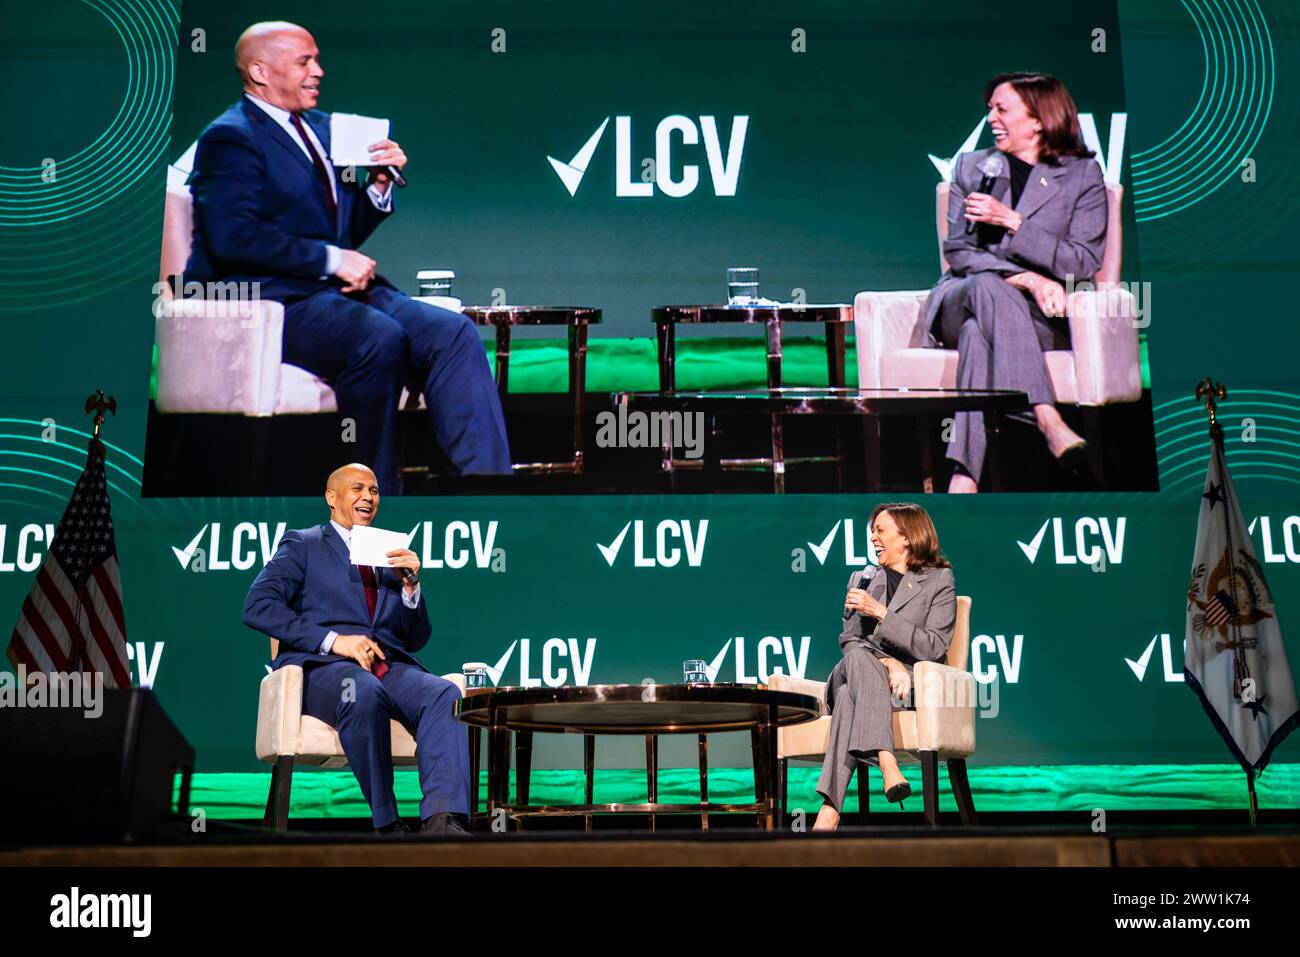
[813,502,956,831]
[924,71,1108,493]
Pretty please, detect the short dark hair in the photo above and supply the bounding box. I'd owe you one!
[984,72,1094,164]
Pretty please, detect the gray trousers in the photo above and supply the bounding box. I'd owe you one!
[934,273,1071,481]
[815,645,902,813]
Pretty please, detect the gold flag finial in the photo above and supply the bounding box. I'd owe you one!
[1195,378,1226,426]
[83,390,117,457]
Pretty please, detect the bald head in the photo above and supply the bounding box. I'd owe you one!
[325,464,379,530]
[235,21,323,112]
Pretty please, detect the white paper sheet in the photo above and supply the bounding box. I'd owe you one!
[348,524,414,567]
[328,112,392,167]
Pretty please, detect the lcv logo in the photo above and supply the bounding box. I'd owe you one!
[483,638,597,687]
[1247,515,1300,563]
[548,115,749,197]
[794,519,879,569]
[172,521,502,571]
[1017,517,1126,566]
[598,520,708,567]
[0,524,57,571]
[705,636,811,682]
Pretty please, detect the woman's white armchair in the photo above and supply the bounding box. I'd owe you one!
[768,595,977,826]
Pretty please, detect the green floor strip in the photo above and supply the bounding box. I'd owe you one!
[181,764,1297,820]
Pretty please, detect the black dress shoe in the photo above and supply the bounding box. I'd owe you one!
[420,812,471,836]
[885,782,912,809]
[374,818,410,835]
[1053,439,1089,474]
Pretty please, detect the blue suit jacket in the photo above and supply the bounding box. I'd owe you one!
[184,98,394,301]
[242,523,432,672]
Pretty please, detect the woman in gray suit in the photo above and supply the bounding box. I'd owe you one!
[924,72,1107,493]
[813,502,956,831]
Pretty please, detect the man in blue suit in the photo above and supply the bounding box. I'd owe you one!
[242,462,471,834]
[185,21,510,494]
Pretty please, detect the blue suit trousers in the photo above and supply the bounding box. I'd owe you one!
[282,285,511,493]
[301,659,471,827]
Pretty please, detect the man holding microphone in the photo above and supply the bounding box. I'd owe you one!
[242,463,471,834]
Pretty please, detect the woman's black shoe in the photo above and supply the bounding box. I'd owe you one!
[885,782,911,809]
[1053,439,1089,474]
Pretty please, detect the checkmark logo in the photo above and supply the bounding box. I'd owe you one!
[172,525,208,569]
[485,641,517,686]
[548,117,609,196]
[704,639,731,682]
[597,521,632,566]
[927,118,987,180]
[1017,519,1051,563]
[807,522,840,565]
[1125,635,1159,681]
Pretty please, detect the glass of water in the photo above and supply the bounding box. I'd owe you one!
[462,661,489,689]
[683,659,709,684]
[417,268,455,298]
[726,266,759,305]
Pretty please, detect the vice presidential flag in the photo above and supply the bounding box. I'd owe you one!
[1185,434,1299,771]
[4,439,130,686]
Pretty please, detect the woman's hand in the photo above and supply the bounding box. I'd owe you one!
[963,191,1020,230]
[881,657,911,702]
[1007,271,1066,317]
[845,588,889,621]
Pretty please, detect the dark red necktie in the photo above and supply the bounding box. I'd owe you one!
[359,565,388,679]
[288,112,338,221]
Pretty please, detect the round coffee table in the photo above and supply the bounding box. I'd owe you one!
[457,683,820,830]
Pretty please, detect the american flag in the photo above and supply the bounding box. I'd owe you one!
[1203,589,1238,628]
[5,440,130,686]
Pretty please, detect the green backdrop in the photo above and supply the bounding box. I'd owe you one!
[1,0,1298,805]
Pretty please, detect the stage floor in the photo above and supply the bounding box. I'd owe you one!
[7,821,1299,868]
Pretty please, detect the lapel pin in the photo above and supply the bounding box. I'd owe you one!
[1039,176,1048,186]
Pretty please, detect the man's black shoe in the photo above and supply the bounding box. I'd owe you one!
[374,818,411,835]
[420,812,471,836]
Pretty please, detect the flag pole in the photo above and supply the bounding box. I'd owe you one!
[1195,377,1259,827]
[1247,768,1258,828]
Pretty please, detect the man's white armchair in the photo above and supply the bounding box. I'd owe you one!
[768,595,977,826]
[155,184,459,416]
[255,638,467,830]
[854,181,1141,483]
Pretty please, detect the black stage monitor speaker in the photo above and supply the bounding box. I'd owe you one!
[0,686,195,845]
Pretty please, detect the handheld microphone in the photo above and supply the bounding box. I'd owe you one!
[964,153,1005,235]
[382,166,407,189]
[843,565,879,620]
[396,566,417,587]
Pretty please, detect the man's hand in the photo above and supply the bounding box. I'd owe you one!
[367,138,407,192]
[386,547,421,595]
[332,633,387,672]
[845,588,889,621]
[334,249,376,293]
[881,657,911,702]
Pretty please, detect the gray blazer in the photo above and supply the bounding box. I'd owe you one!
[839,564,957,673]
[922,147,1109,336]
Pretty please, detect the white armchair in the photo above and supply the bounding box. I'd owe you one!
[155,184,460,416]
[768,595,977,826]
[855,181,1141,483]
[255,638,467,830]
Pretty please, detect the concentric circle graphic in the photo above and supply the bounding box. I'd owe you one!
[0,0,178,309]
[1131,0,1275,222]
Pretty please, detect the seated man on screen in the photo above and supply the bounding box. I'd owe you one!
[242,463,471,834]
[184,20,510,495]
